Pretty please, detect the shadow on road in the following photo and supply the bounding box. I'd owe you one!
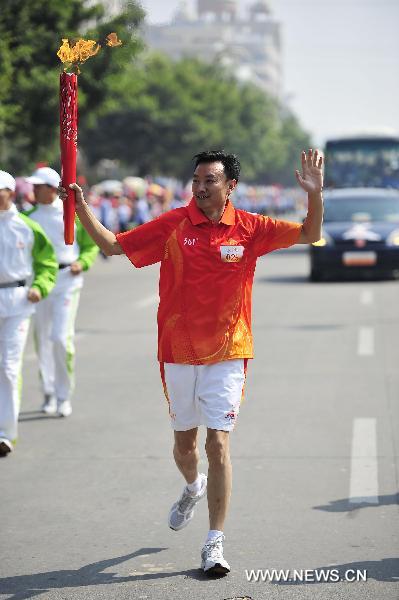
[263,247,309,256]
[18,410,54,422]
[254,322,344,332]
[271,557,398,584]
[258,274,398,285]
[257,275,308,285]
[313,493,399,512]
[0,548,227,599]
[289,323,344,331]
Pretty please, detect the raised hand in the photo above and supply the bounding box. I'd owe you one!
[295,149,323,195]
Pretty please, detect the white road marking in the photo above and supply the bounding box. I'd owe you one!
[357,327,374,356]
[360,289,374,305]
[135,294,159,309]
[349,418,379,504]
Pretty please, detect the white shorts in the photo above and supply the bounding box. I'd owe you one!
[161,359,247,432]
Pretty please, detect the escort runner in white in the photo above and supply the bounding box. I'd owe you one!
[0,170,57,457]
[25,167,99,417]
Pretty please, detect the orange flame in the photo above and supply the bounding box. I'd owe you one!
[57,33,122,73]
[106,33,122,47]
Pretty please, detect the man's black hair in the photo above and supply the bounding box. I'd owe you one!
[193,150,241,182]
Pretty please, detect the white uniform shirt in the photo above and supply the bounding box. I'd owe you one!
[0,204,35,317]
[28,198,84,294]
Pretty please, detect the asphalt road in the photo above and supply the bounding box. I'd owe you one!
[2,244,398,600]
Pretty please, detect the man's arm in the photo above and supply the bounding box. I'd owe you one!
[58,183,124,256]
[298,190,323,244]
[295,149,324,244]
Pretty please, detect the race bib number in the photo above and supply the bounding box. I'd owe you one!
[220,245,244,263]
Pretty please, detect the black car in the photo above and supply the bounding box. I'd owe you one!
[310,188,399,281]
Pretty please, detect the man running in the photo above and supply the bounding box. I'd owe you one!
[0,170,57,457]
[59,149,323,574]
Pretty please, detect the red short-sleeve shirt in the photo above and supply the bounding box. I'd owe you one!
[117,198,302,364]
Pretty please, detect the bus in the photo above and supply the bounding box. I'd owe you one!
[324,133,399,189]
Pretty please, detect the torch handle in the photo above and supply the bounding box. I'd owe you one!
[63,179,76,245]
[60,72,78,245]
[61,140,77,245]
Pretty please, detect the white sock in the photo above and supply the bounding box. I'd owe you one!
[206,529,223,543]
[186,474,203,494]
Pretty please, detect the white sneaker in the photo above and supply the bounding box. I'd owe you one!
[201,534,230,575]
[57,400,72,417]
[168,473,207,531]
[0,438,13,457]
[41,394,57,415]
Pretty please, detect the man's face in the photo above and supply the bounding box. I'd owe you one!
[33,184,57,204]
[192,161,235,213]
[0,188,13,210]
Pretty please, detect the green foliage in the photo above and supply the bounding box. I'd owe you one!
[0,0,144,172]
[83,53,310,183]
[0,0,310,184]
[277,111,312,185]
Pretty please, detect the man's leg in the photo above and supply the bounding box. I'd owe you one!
[52,288,81,413]
[163,363,208,531]
[33,295,55,399]
[173,428,200,484]
[169,426,207,531]
[162,362,202,485]
[198,428,232,574]
[198,360,245,574]
[0,314,30,452]
[205,428,232,531]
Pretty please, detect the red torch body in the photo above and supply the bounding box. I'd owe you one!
[59,72,78,245]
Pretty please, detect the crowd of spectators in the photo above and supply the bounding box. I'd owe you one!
[14,172,305,236]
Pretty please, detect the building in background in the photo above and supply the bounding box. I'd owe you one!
[145,0,283,99]
[86,0,125,17]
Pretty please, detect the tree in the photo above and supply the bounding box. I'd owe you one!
[0,0,145,172]
[82,53,310,184]
[0,0,311,184]
[276,111,311,185]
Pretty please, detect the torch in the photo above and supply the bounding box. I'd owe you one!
[59,71,78,244]
[57,35,122,244]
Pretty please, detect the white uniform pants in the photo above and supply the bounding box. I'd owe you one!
[33,288,81,402]
[162,360,246,431]
[0,314,30,442]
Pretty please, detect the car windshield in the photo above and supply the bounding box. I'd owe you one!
[325,140,399,188]
[324,196,399,223]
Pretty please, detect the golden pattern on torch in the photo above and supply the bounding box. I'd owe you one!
[57,33,122,73]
